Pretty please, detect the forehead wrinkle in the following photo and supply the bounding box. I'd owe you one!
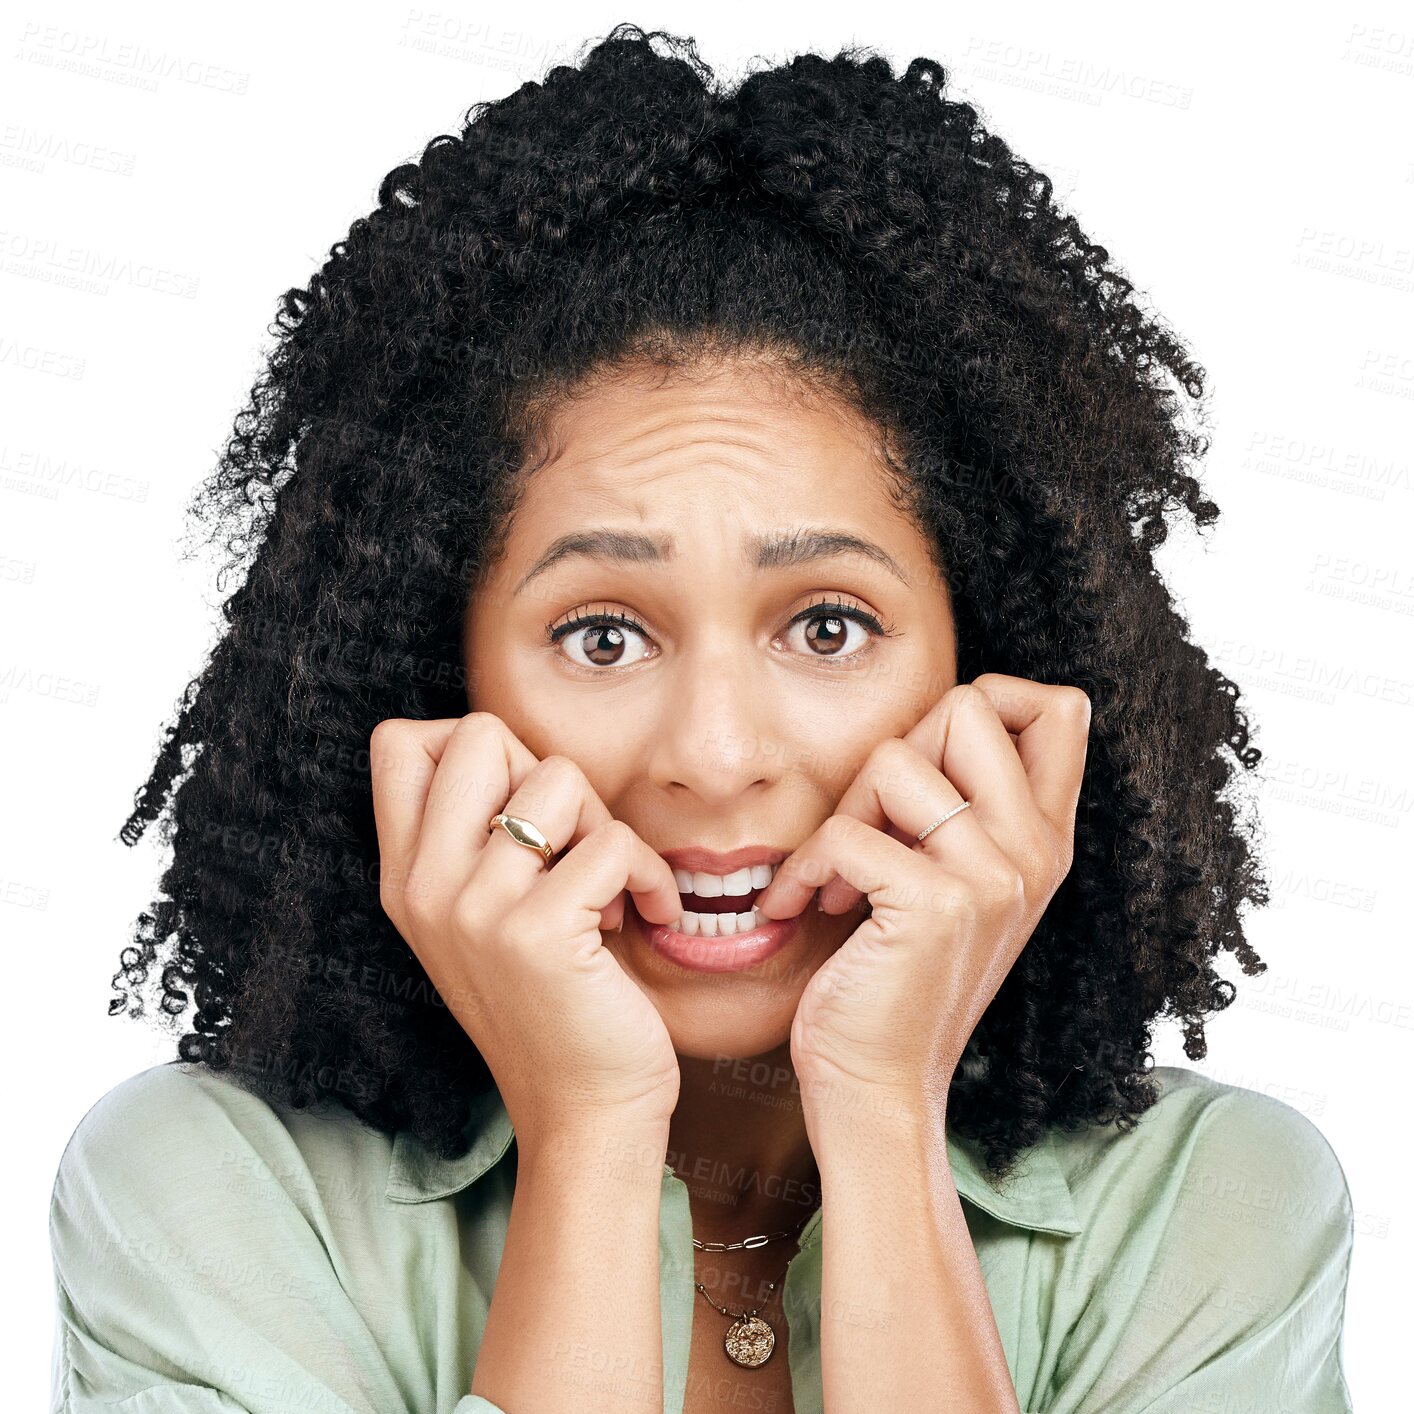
[573,428,798,490]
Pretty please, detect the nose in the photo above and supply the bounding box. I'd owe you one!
[648,646,780,805]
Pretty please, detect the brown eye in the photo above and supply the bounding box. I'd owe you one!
[791,616,865,658]
[578,624,628,666]
[548,611,653,670]
[779,601,886,662]
[803,614,850,655]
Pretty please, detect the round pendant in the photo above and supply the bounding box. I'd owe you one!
[724,1314,776,1367]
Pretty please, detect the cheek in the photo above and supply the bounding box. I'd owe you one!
[522,705,641,797]
[791,679,938,808]
[465,626,645,799]
[462,623,551,721]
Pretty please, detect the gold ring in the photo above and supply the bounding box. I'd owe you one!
[488,813,554,865]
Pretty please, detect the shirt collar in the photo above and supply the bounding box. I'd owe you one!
[385,1086,1082,1240]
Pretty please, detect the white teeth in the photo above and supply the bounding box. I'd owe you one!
[721,867,754,896]
[673,908,760,937]
[671,863,777,897]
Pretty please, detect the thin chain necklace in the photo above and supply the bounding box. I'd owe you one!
[691,1211,815,1368]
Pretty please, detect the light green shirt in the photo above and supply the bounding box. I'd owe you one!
[49,1060,1355,1413]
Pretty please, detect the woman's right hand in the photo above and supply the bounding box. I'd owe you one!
[369,712,685,1148]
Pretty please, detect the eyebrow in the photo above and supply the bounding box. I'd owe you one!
[513,526,910,595]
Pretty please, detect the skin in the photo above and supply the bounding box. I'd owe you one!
[463,353,958,1252]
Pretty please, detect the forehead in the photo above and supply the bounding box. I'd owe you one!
[504,359,911,537]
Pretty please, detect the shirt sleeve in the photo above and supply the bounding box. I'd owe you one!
[48,1064,511,1414]
[1044,1086,1355,1414]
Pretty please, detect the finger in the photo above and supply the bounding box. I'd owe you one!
[753,813,945,926]
[369,717,462,921]
[415,713,541,875]
[902,683,1036,838]
[970,673,1091,836]
[820,739,1013,914]
[470,755,622,925]
[477,752,675,927]
[837,735,1018,910]
[802,684,1035,917]
[493,818,684,944]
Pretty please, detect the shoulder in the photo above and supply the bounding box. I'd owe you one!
[1050,1065,1353,1257]
[1040,1070,1356,1411]
[56,1058,277,1139]
[1039,1077,1357,1411]
[46,1076,433,1410]
[50,1060,394,1250]
[51,1063,269,1255]
[52,1061,288,1196]
[1147,1065,1350,1188]
[1051,1065,1350,1187]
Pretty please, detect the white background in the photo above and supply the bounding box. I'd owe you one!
[6,3,1410,1408]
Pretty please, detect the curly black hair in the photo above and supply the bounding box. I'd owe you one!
[114,22,1269,1185]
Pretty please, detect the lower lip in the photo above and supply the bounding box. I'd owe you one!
[635,900,802,973]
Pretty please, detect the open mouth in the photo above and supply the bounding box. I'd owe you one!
[629,888,804,974]
[671,892,767,937]
[667,864,775,938]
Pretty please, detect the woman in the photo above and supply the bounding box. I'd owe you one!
[49,24,1354,1414]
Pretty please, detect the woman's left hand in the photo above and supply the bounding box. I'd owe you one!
[753,673,1091,1111]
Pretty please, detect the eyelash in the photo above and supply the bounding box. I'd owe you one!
[543,596,899,670]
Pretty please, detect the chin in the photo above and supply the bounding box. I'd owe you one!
[654,962,815,1065]
[603,908,846,1061]
[667,1013,797,1067]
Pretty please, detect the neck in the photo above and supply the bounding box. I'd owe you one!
[667,1039,822,1247]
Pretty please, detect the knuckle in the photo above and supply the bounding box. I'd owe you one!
[369,717,406,760]
[402,865,440,927]
[591,817,637,856]
[989,865,1026,907]
[867,736,914,784]
[1060,686,1093,725]
[520,754,585,815]
[451,886,488,940]
[377,877,402,924]
[869,735,909,763]
[460,710,505,734]
[535,753,586,787]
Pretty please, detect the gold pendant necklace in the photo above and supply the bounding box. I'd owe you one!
[694,1265,790,1367]
[691,1212,813,1367]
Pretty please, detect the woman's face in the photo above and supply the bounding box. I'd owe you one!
[464,358,957,1061]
